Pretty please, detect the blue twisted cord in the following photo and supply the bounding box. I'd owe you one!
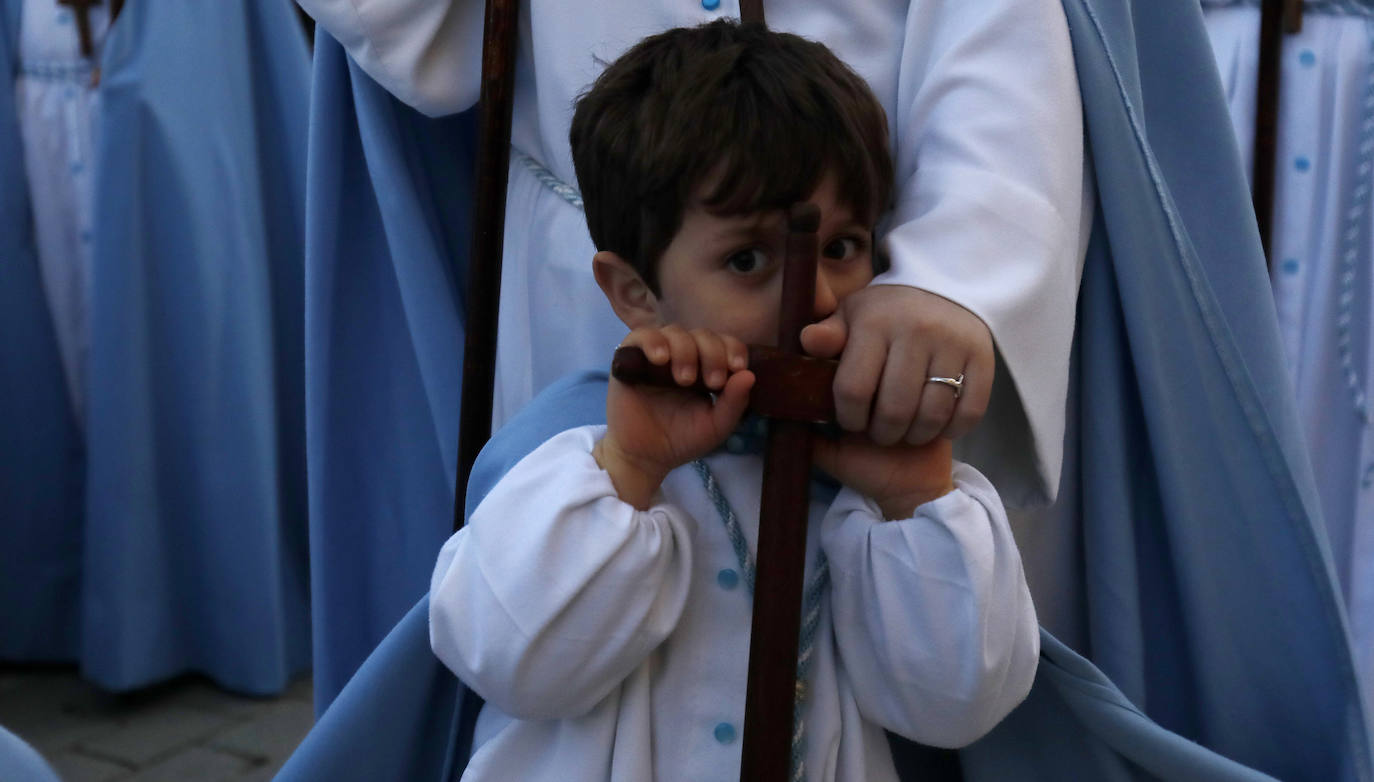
[1337,18,1374,423]
[511,147,584,209]
[691,459,828,782]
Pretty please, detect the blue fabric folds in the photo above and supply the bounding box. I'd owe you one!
[284,0,1371,777]
[302,31,476,712]
[0,0,84,665]
[1055,0,1369,777]
[2,0,315,695]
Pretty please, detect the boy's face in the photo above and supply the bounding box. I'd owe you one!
[650,173,875,346]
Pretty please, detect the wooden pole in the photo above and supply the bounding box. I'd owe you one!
[1252,0,1302,269]
[454,0,520,531]
[617,208,821,781]
[740,204,820,782]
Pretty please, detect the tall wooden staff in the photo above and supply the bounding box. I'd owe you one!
[1252,0,1304,268]
[454,0,520,531]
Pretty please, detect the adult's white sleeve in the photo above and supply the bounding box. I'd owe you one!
[880,0,1087,505]
[429,426,695,719]
[820,462,1039,748]
[295,0,484,115]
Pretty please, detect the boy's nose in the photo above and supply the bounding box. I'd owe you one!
[813,271,839,319]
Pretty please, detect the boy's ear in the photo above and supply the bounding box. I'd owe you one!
[593,251,662,329]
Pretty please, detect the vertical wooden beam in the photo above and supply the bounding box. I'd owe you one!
[739,203,819,782]
[454,0,520,530]
[1253,0,1285,268]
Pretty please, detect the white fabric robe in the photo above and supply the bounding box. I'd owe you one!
[14,0,109,426]
[1204,3,1374,717]
[297,0,1088,506]
[430,425,1038,781]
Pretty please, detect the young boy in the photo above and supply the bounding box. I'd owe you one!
[429,21,1038,782]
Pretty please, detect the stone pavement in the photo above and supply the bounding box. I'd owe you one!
[0,667,314,782]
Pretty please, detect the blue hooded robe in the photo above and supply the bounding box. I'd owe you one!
[285,0,1372,777]
[1,0,314,696]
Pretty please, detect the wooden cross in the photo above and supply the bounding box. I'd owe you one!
[56,0,100,58]
[613,203,829,782]
[460,0,817,775]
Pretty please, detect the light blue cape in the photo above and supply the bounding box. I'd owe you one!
[286,0,1371,777]
[0,0,313,695]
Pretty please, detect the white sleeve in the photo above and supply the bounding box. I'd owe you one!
[820,461,1039,748]
[296,0,485,116]
[429,426,695,719]
[879,0,1087,504]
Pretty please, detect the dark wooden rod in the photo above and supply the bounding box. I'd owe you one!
[454,0,520,531]
[610,344,838,424]
[1253,0,1287,268]
[739,203,820,782]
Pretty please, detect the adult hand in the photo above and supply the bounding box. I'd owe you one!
[800,285,993,446]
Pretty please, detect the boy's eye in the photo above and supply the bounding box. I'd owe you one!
[726,248,770,274]
[822,236,863,262]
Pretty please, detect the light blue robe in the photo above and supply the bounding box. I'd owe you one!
[0,0,84,662]
[1,0,314,696]
[285,0,1371,777]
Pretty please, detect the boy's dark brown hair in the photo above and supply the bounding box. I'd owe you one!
[570,20,894,292]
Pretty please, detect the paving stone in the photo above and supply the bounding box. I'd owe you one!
[46,749,131,782]
[210,700,313,763]
[233,758,283,782]
[76,706,235,766]
[0,673,121,752]
[122,746,252,782]
[280,674,313,704]
[163,680,268,720]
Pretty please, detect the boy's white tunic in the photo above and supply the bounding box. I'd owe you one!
[296,0,1088,507]
[430,426,1039,781]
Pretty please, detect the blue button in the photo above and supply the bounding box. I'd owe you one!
[714,722,737,744]
[702,0,720,9]
[717,568,740,590]
[1300,50,1316,67]
[724,434,746,454]
[1281,258,1299,275]
[70,162,84,174]
[79,229,92,244]
[56,11,71,24]
[1294,156,1311,172]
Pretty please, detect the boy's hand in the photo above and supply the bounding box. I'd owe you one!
[813,434,955,520]
[800,285,994,447]
[594,326,755,509]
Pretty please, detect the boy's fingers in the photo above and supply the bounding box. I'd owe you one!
[711,370,755,430]
[724,335,749,372]
[622,328,670,365]
[691,329,729,390]
[661,325,698,386]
